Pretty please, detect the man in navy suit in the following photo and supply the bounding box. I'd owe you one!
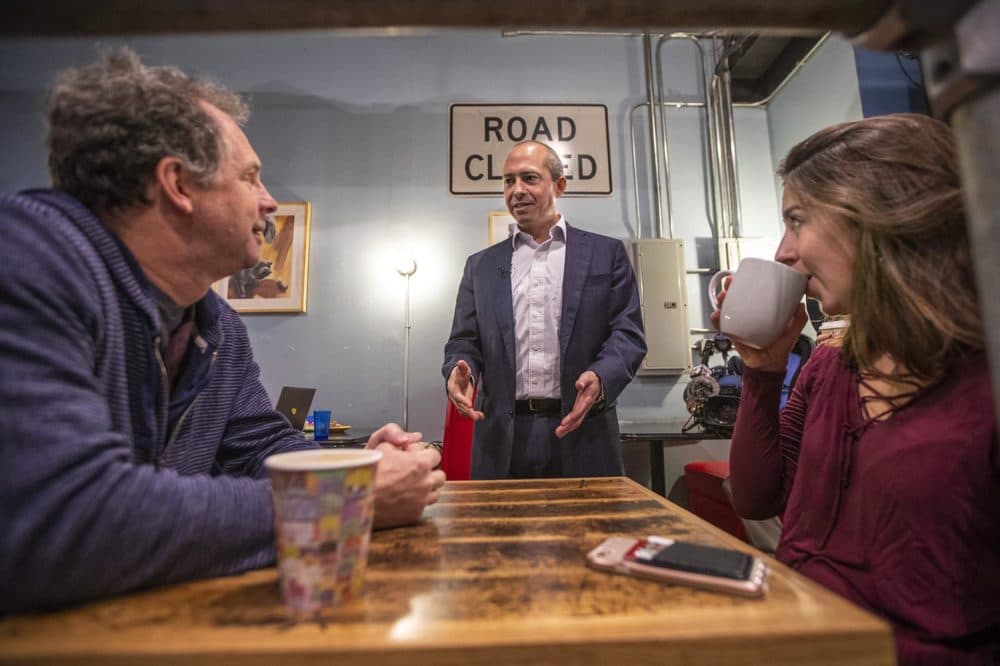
[443,141,646,479]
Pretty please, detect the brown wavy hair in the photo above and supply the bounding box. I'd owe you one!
[46,47,248,215]
[778,113,983,384]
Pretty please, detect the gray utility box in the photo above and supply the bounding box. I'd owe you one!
[631,239,690,375]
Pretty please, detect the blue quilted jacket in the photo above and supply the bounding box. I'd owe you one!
[0,189,313,613]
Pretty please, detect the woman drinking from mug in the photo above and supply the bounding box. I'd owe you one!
[716,114,999,665]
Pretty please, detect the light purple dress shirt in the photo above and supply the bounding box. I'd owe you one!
[509,217,567,400]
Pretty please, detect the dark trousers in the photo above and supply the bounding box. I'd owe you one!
[508,412,563,478]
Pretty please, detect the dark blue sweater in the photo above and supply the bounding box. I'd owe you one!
[0,189,314,613]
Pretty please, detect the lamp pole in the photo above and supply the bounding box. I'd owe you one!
[396,258,417,430]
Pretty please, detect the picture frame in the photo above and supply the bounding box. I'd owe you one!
[488,211,515,246]
[213,201,311,313]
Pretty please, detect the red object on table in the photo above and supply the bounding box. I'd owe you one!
[440,394,475,480]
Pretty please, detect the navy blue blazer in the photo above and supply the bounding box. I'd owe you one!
[443,223,646,479]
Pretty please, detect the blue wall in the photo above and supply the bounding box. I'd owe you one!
[853,46,929,117]
[767,36,864,204]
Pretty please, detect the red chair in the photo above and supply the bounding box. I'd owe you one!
[683,460,748,542]
[440,397,475,480]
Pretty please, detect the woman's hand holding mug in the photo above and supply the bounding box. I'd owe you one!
[709,258,809,373]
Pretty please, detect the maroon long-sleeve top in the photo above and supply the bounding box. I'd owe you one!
[730,345,1000,665]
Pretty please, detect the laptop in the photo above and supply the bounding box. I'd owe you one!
[274,386,316,430]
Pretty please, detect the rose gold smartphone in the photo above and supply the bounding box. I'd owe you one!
[586,536,769,598]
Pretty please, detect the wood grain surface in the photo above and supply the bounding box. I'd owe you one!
[0,477,895,665]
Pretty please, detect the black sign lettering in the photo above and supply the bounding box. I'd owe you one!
[453,106,610,193]
[484,117,503,142]
[531,117,553,141]
[558,116,576,141]
[465,154,484,181]
[507,116,527,141]
[486,154,503,180]
[561,154,573,180]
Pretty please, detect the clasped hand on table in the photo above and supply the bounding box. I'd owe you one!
[365,423,446,528]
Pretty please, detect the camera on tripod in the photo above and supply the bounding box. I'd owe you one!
[683,333,742,436]
[683,331,815,435]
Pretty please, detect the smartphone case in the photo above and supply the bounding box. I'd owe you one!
[636,540,754,579]
[586,536,768,598]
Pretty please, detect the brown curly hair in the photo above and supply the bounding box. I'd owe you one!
[46,47,248,215]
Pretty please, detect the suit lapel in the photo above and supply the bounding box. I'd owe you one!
[490,241,516,371]
[560,224,593,358]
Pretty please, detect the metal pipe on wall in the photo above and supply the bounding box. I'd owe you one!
[651,37,672,238]
[721,66,744,238]
[642,33,666,240]
[654,34,712,241]
[629,35,714,242]
[708,73,730,239]
[708,37,743,246]
[628,102,646,241]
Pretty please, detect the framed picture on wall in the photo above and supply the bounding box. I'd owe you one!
[488,211,515,246]
[212,201,311,313]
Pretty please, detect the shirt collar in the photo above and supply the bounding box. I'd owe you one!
[510,215,567,249]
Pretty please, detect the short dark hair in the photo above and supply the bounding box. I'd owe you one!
[511,140,564,180]
[46,47,249,215]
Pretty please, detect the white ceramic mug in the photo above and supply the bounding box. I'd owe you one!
[708,257,807,350]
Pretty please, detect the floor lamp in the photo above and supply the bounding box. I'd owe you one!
[396,257,417,431]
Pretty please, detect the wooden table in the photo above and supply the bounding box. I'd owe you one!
[302,426,372,447]
[0,478,895,665]
[620,420,732,496]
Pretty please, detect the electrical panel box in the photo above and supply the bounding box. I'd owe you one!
[632,239,690,375]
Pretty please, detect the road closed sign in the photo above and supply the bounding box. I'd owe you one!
[450,104,611,195]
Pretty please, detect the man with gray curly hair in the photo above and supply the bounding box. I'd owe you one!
[0,48,445,614]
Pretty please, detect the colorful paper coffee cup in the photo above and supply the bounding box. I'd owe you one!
[265,448,382,619]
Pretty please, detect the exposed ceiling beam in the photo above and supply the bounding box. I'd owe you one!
[1,0,888,37]
[730,37,824,104]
